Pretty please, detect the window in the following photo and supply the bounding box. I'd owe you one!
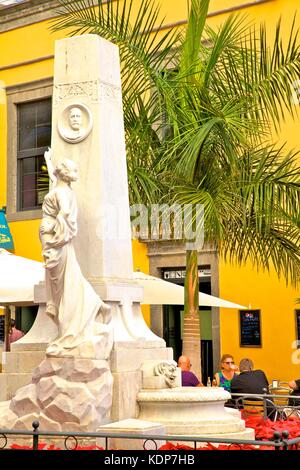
[6,78,53,221]
[17,99,51,210]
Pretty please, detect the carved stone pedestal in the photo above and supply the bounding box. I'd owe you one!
[110,346,173,421]
[97,419,166,450]
[0,357,113,432]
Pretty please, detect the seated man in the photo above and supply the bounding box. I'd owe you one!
[288,379,300,406]
[178,355,203,387]
[231,358,276,420]
[231,358,269,395]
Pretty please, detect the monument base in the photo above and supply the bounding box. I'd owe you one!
[96,418,255,450]
[0,372,33,402]
[110,346,173,421]
[97,418,166,450]
[0,357,113,432]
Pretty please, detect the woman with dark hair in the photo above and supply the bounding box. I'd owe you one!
[213,354,239,392]
[8,319,24,346]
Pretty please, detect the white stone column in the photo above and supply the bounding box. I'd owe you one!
[51,34,133,281]
[49,35,164,349]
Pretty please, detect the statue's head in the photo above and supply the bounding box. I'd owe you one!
[54,159,78,183]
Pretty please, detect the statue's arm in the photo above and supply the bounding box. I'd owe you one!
[44,148,57,186]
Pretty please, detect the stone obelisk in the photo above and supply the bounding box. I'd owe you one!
[35,35,170,420]
[48,34,163,346]
[0,35,172,427]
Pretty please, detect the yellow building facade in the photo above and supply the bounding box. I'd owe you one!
[0,0,299,383]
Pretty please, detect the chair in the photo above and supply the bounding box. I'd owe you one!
[268,385,291,420]
[243,399,265,416]
[269,386,290,406]
[235,397,264,417]
[235,395,280,420]
[283,405,300,419]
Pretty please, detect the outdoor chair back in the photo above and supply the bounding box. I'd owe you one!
[235,397,264,417]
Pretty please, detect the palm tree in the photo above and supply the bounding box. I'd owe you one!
[155,0,300,378]
[52,0,300,379]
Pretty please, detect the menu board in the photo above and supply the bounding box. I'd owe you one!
[239,310,261,347]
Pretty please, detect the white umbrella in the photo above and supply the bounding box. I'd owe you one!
[133,271,247,309]
[0,249,44,305]
[0,249,246,309]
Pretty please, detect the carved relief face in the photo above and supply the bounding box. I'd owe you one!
[58,103,93,144]
[69,107,82,131]
[166,364,177,381]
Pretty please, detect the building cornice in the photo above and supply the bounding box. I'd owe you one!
[5,75,53,93]
[0,0,100,32]
[153,0,276,32]
[0,0,58,31]
[0,0,276,33]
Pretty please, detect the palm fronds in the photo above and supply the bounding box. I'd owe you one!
[52,0,300,286]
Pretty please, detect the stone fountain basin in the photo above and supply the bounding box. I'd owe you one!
[137,387,246,435]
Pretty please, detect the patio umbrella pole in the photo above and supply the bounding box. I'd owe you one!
[4,305,11,352]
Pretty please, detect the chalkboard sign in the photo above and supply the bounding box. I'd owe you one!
[0,315,4,342]
[239,310,261,347]
[296,310,300,344]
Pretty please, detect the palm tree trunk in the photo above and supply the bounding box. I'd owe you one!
[182,249,201,380]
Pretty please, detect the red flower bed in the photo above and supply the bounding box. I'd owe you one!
[244,415,300,440]
[7,416,300,450]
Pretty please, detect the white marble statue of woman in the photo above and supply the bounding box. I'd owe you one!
[40,149,113,359]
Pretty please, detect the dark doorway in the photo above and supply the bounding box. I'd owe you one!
[15,305,38,333]
[162,266,214,384]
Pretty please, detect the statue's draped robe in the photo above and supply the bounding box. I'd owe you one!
[40,185,112,358]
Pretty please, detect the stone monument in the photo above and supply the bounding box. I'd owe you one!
[0,34,172,424]
[0,158,114,431]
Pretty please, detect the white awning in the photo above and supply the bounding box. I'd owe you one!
[0,249,246,309]
[133,271,247,309]
[0,249,44,305]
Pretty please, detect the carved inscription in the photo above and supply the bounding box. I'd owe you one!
[54,80,99,106]
[99,82,122,105]
[54,80,122,107]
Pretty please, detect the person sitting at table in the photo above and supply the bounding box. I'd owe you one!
[213,354,238,392]
[178,355,204,387]
[8,319,24,346]
[288,379,300,406]
[231,358,269,395]
[231,358,277,420]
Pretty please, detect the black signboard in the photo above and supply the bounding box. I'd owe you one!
[296,310,300,344]
[239,310,261,347]
[0,315,4,342]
